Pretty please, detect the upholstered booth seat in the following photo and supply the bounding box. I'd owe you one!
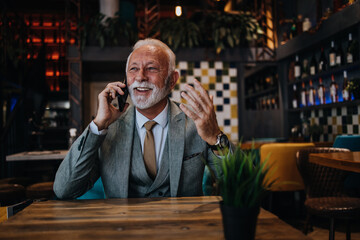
[260,143,315,192]
[26,182,55,200]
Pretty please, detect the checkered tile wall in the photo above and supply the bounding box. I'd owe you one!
[300,105,360,142]
[169,61,238,142]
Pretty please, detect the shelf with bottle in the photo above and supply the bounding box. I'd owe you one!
[288,31,359,85]
[289,69,359,111]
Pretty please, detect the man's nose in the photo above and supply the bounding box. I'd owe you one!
[135,68,147,82]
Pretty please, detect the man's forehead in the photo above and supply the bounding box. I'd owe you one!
[129,45,168,63]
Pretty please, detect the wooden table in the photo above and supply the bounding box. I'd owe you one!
[0,196,310,239]
[309,152,360,173]
[6,150,68,162]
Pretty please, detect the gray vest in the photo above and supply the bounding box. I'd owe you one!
[128,128,170,198]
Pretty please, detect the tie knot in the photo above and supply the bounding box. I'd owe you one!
[144,121,157,131]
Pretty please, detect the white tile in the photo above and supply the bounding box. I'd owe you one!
[311,111,315,118]
[319,109,323,117]
[200,61,209,69]
[327,116,333,124]
[333,126,338,135]
[215,83,223,90]
[347,125,353,134]
[342,106,347,115]
[193,69,201,76]
[222,76,230,83]
[208,69,216,76]
[230,97,238,104]
[213,97,222,105]
[232,118,238,125]
[215,61,223,69]
[353,115,359,125]
[201,76,209,84]
[224,126,231,133]
[223,90,230,98]
[336,116,342,124]
[229,68,237,76]
[178,61,187,69]
[332,108,337,116]
[230,83,237,90]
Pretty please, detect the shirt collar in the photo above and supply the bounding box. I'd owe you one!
[136,101,169,129]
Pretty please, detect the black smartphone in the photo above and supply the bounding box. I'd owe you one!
[117,78,129,111]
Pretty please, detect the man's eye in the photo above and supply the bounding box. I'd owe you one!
[129,67,138,72]
[147,67,159,72]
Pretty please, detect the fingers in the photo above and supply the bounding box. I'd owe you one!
[180,79,213,119]
[105,82,127,99]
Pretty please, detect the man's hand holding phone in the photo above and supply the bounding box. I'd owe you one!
[93,80,129,131]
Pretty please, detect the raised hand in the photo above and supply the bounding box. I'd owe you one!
[179,79,221,145]
[93,81,129,130]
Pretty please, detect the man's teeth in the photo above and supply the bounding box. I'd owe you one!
[136,87,151,91]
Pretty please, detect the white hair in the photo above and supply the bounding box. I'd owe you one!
[125,38,176,79]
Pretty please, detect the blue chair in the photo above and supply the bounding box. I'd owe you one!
[77,178,105,199]
[333,135,360,151]
[333,135,360,197]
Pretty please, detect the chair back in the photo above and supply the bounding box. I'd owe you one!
[77,177,105,199]
[260,143,315,191]
[296,147,350,198]
[333,135,360,151]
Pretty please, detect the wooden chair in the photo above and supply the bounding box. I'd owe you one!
[296,147,360,240]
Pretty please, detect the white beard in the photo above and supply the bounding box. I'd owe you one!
[128,81,170,109]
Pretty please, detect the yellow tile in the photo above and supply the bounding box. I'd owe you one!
[231,90,237,97]
[202,83,209,90]
[332,117,337,125]
[337,125,342,134]
[209,76,216,83]
[231,105,238,118]
[231,126,238,133]
[310,119,315,125]
[202,69,208,76]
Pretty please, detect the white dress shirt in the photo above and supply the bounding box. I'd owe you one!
[89,102,169,171]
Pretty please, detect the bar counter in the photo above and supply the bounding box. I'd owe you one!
[0,196,311,239]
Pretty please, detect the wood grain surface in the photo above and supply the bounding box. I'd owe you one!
[309,152,360,173]
[0,196,311,239]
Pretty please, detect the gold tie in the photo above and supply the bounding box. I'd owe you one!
[144,121,157,180]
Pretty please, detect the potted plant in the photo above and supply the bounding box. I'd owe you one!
[347,77,360,100]
[206,145,274,240]
[309,123,323,142]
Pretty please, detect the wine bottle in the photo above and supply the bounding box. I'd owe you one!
[317,77,326,105]
[292,84,299,109]
[310,54,317,75]
[308,79,315,106]
[329,41,336,68]
[330,74,338,103]
[342,71,350,101]
[301,58,309,79]
[300,81,307,107]
[336,42,343,66]
[319,47,327,72]
[294,55,301,79]
[347,33,354,64]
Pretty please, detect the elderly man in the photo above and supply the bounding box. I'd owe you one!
[54,38,231,199]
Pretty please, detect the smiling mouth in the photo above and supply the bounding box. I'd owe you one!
[135,87,152,92]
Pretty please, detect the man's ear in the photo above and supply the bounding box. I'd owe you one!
[169,71,179,90]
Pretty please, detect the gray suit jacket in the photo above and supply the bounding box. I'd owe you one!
[54,100,221,199]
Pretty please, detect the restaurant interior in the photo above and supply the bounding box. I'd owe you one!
[1,0,360,239]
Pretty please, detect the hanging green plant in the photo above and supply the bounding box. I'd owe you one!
[151,16,201,51]
[201,11,263,54]
[78,12,136,50]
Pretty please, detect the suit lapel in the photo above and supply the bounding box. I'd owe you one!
[116,105,135,198]
[168,101,185,197]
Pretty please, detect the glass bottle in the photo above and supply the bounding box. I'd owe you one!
[336,42,343,66]
[319,47,328,72]
[292,84,299,109]
[347,33,354,64]
[310,54,317,75]
[330,74,338,103]
[300,81,307,107]
[317,77,326,105]
[342,71,350,101]
[329,41,336,68]
[308,79,315,106]
[294,55,301,79]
